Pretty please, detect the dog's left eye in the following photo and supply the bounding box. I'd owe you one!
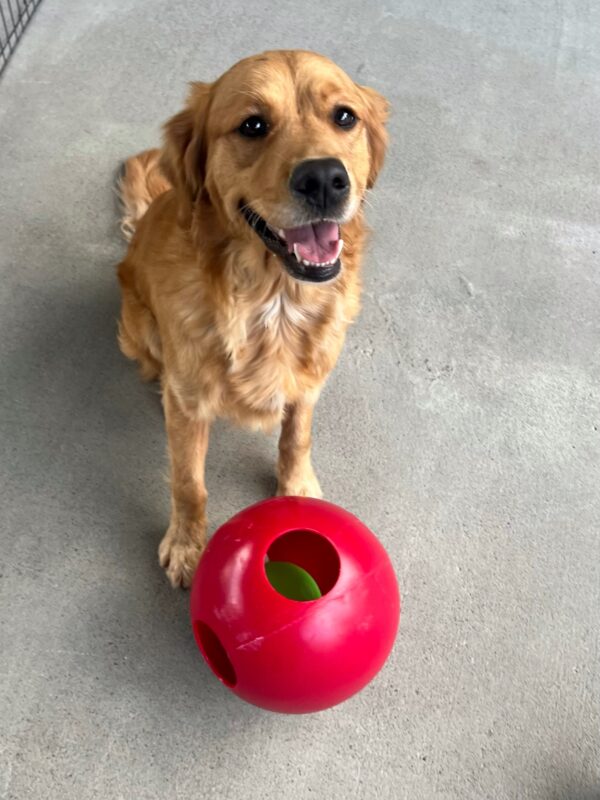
[333,107,357,129]
[238,116,269,138]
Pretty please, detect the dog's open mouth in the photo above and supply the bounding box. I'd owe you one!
[240,204,343,283]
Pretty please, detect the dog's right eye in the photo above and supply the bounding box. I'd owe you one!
[238,116,269,138]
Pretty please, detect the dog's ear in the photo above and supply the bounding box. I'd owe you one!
[161,81,212,225]
[359,85,389,189]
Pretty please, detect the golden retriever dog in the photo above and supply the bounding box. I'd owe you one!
[116,50,388,587]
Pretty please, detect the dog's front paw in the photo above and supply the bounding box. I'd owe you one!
[158,520,205,589]
[277,468,323,499]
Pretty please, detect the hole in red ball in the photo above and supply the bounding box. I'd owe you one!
[265,530,340,599]
[194,622,237,687]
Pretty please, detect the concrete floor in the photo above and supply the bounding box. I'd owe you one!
[1,1,599,798]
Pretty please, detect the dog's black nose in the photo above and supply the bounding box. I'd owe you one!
[290,158,350,215]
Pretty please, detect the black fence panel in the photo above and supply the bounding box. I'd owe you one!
[0,0,42,76]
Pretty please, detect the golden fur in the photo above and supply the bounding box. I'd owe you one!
[116,50,388,587]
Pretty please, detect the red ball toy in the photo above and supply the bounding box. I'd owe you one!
[190,497,400,713]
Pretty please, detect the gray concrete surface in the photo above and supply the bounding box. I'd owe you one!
[1,1,599,798]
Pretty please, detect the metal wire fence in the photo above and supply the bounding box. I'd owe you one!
[0,0,42,76]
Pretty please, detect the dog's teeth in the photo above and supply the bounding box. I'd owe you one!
[291,245,341,269]
[278,229,285,239]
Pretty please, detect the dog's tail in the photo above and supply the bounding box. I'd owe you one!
[116,148,171,241]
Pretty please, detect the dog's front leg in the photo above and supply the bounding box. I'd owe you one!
[158,386,210,588]
[277,397,323,499]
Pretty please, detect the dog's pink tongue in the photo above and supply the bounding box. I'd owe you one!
[284,221,340,263]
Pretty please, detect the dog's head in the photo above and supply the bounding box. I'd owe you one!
[161,50,389,283]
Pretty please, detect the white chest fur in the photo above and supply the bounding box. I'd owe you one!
[256,290,313,332]
[224,288,322,418]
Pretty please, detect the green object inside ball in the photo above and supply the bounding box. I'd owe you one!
[265,560,322,601]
